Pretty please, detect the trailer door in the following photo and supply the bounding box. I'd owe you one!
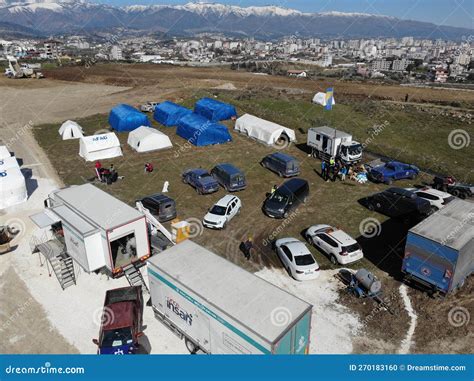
[192,311,211,352]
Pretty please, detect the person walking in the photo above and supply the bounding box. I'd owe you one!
[321,161,327,181]
[340,165,348,181]
[242,237,253,261]
[271,184,278,194]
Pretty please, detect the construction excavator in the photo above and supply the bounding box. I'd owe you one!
[4,55,44,79]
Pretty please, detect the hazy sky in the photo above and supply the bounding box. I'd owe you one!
[95,0,473,29]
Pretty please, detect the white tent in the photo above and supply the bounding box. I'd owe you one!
[127,126,173,153]
[0,145,11,160]
[235,114,296,146]
[312,92,336,107]
[0,158,27,209]
[79,133,123,162]
[59,120,84,140]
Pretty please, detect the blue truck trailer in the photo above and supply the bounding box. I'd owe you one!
[402,199,473,294]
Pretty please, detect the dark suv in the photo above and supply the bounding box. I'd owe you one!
[211,163,247,192]
[140,194,177,222]
[362,187,431,220]
[261,152,300,177]
[263,178,309,219]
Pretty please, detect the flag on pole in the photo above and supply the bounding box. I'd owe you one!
[325,88,334,111]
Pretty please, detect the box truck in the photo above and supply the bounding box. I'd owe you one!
[402,199,473,294]
[148,240,313,354]
[307,126,362,164]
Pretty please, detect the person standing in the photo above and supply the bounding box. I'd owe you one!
[329,157,336,182]
[242,237,253,261]
[321,161,327,181]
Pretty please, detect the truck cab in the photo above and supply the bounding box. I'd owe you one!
[92,286,144,355]
[339,141,363,163]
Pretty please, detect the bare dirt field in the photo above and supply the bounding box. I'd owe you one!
[1,65,472,354]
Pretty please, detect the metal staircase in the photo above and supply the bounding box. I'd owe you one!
[31,236,76,290]
[123,263,149,294]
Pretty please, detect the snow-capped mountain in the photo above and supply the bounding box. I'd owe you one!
[0,0,470,39]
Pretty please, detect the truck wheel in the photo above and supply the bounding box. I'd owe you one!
[458,192,467,200]
[452,189,460,198]
[385,179,393,185]
[330,255,338,266]
[185,338,198,354]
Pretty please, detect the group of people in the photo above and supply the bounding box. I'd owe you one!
[95,162,118,185]
[321,157,368,183]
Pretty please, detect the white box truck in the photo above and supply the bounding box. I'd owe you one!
[307,126,362,164]
[148,240,313,354]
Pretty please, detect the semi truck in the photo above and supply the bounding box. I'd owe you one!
[148,240,313,354]
[307,126,362,164]
[402,199,473,295]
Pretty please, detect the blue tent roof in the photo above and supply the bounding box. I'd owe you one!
[109,104,150,132]
[176,113,232,147]
[194,98,237,122]
[154,101,192,127]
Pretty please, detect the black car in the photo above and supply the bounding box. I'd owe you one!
[362,188,431,219]
[263,178,309,219]
[261,152,300,177]
[139,194,177,222]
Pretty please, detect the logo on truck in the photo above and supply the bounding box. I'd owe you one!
[166,297,193,326]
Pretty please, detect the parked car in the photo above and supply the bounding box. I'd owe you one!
[139,194,177,222]
[305,225,364,265]
[274,238,320,281]
[261,152,300,177]
[92,286,144,355]
[203,195,241,229]
[406,187,455,213]
[362,187,431,220]
[369,161,419,184]
[263,178,309,219]
[431,176,473,199]
[140,101,159,113]
[182,168,219,194]
[210,163,247,192]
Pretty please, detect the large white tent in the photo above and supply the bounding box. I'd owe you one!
[312,92,336,107]
[0,150,27,209]
[127,126,172,153]
[59,120,84,140]
[235,114,296,146]
[0,145,11,160]
[79,133,123,162]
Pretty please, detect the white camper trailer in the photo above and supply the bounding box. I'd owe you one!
[30,184,150,277]
[307,126,362,164]
[235,114,296,146]
[127,126,172,153]
[59,120,84,140]
[79,133,123,161]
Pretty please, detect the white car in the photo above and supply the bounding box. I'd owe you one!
[203,195,241,229]
[140,101,159,112]
[274,238,320,281]
[406,187,455,212]
[305,225,363,265]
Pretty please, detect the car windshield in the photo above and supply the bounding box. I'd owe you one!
[198,173,212,180]
[295,254,316,266]
[269,192,288,203]
[348,144,362,155]
[343,243,360,253]
[210,205,226,215]
[231,175,244,184]
[102,328,133,347]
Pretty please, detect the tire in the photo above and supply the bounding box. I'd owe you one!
[182,177,188,184]
[195,187,201,195]
[385,179,393,185]
[330,255,338,266]
[283,211,289,219]
[185,338,198,354]
[368,203,375,211]
[459,192,467,200]
[452,189,460,198]
[303,196,307,203]
[429,206,439,215]
[222,221,227,230]
[237,207,241,215]
[410,173,417,180]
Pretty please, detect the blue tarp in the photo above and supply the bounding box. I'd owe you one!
[154,101,192,127]
[177,113,232,147]
[194,97,238,122]
[109,104,150,132]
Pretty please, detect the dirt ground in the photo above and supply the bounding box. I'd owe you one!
[1,65,473,354]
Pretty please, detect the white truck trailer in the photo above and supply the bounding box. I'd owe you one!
[148,240,313,354]
[307,126,362,164]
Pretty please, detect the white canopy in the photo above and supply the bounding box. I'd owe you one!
[0,145,11,160]
[0,159,27,209]
[127,126,173,153]
[312,92,336,107]
[59,120,84,140]
[79,133,123,162]
[235,114,296,146]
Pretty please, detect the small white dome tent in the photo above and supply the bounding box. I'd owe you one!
[79,133,123,162]
[235,114,296,146]
[127,126,173,153]
[0,154,27,209]
[59,120,84,140]
[312,92,336,107]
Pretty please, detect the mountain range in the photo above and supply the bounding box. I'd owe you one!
[0,0,471,40]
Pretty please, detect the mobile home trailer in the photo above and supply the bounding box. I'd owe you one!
[148,240,313,354]
[402,199,473,294]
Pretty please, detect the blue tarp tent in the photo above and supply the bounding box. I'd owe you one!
[194,98,237,122]
[154,101,192,127]
[177,113,232,146]
[109,104,150,132]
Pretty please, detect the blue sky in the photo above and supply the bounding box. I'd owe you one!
[95,0,473,28]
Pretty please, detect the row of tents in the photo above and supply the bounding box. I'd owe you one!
[0,146,28,209]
